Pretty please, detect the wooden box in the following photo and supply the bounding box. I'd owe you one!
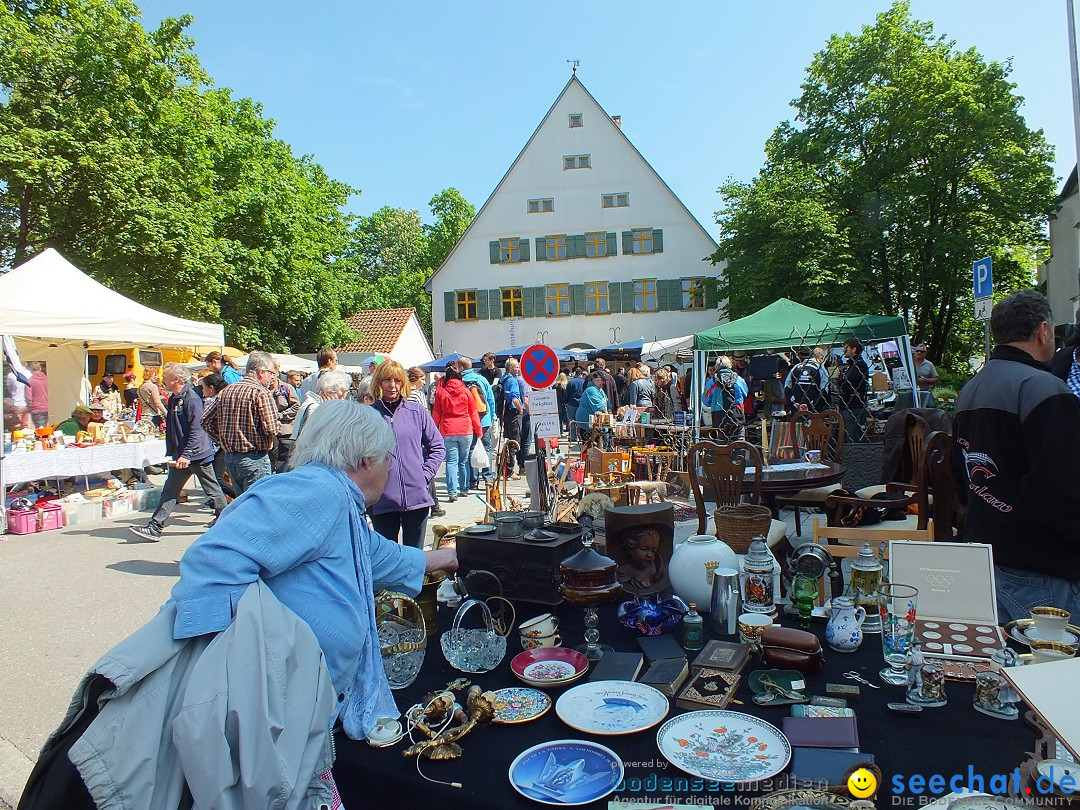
[455,529,583,606]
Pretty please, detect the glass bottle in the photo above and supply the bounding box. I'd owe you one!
[850,542,884,633]
[682,603,704,650]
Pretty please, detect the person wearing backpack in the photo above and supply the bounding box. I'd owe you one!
[702,356,748,441]
[784,347,829,413]
[456,356,496,489]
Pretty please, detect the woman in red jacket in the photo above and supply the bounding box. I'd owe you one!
[432,363,482,502]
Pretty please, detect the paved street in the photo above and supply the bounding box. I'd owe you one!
[0,472,518,806]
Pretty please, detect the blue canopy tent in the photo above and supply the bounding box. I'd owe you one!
[419,353,476,373]
[491,345,588,363]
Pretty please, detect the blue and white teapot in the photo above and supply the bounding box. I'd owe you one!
[825,594,866,652]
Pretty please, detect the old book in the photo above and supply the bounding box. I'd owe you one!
[639,657,690,698]
[588,651,644,683]
[675,668,740,712]
[637,633,686,664]
[689,639,751,674]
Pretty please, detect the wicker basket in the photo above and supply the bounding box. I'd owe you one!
[713,505,773,554]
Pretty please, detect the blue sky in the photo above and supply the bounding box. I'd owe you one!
[141,1,1076,238]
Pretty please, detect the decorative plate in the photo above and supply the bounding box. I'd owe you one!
[512,648,589,686]
[555,680,669,735]
[656,709,791,783]
[491,687,552,724]
[945,796,1029,810]
[1004,618,1080,648]
[508,739,623,806]
[524,529,558,542]
[754,789,855,810]
[462,524,497,535]
[1035,759,1078,794]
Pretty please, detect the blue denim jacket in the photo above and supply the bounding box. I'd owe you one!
[169,463,425,711]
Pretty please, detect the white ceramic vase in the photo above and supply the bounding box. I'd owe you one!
[668,534,739,611]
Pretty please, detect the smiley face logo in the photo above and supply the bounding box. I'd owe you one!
[847,767,877,799]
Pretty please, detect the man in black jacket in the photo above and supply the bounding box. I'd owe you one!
[951,290,1080,622]
[130,363,227,541]
[837,337,870,441]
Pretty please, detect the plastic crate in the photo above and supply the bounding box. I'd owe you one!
[61,499,104,527]
[7,508,37,534]
[102,491,134,517]
[37,503,63,532]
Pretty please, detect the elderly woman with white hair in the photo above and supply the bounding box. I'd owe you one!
[163,400,457,799]
[292,368,353,440]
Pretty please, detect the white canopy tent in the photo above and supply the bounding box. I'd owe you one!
[0,248,224,423]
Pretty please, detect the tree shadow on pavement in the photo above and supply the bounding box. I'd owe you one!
[107,560,181,577]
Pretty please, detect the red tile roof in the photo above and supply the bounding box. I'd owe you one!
[338,307,416,353]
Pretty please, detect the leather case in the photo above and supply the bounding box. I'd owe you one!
[781,716,860,749]
[760,626,824,675]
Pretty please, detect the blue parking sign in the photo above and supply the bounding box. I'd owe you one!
[973,257,993,299]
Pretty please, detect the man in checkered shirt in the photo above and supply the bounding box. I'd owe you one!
[202,350,280,494]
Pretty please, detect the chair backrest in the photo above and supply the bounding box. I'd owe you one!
[688,440,763,534]
[871,372,889,391]
[793,409,845,462]
[810,517,934,601]
[900,419,927,485]
[922,430,958,540]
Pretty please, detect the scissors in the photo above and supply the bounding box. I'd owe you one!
[843,671,881,688]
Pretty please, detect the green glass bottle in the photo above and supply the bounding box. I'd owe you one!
[682,602,704,650]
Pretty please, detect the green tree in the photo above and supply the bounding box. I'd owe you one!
[425,187,476,269]
[0,0,360,352]
[712,1,1057,367]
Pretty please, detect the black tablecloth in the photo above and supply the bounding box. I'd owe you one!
[333,601,1036,807]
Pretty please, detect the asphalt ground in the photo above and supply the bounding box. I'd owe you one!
[0,468,533,806]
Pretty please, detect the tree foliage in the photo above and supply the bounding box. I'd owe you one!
[342,189,475,339]
[0,0,358,351]
[712,1,1057,366]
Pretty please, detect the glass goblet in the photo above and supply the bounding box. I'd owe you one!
[877,583,919,685]
[791,574,820,629]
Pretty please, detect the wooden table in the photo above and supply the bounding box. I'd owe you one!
[744,459,846,517]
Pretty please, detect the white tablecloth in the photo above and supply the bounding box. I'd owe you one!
[2,440,168,485]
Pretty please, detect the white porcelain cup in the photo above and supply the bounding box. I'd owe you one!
[804,449,822,464]
[738,612,773,645]
[1029,640,1076,664]
[520,633,562,650]
[520,613,559,638]
[1031,606,1070,642]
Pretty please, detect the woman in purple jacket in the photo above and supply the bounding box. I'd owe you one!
[369,360,446,548]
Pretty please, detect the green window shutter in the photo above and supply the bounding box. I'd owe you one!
[489,241,500,264]
[520,238,530,261]
[622,231,633,255]
[489,289,502,318]
[569,234,586,259]
[606,232,617,256]
[609,284,622,313]
[521,286,535,317]
[657,279,671,312]
[670,279,686,310]
[653,228,664,253]
[476,288,489,320]
[444,291,457,322]
[705,278,719,309]
[535,237,546,261]
[531,286,547,317]
[621,282,635,312]
[570,284,585,315]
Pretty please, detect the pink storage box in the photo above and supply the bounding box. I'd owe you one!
[7,508,38,535]
[38,503,63,531]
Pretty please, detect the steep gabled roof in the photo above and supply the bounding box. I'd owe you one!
[424,74,716,292]
[337,307,416,353]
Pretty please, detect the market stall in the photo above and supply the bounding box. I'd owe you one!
[691,299,915,436]
[1,248,224,528]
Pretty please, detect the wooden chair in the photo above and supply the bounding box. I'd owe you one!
[823,430,954,541]
[774,410,845,536]
[688,440,787,548]
[856,417,926,499]
[809,516,934,601]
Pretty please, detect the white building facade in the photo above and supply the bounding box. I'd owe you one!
[425,75,723,358]
[1039,168,1080,337]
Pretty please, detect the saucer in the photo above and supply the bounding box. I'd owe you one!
[1004,618,1080,648]
[462,524,497,535]
[512,648,589,688]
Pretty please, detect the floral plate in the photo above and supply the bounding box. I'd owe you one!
[555,680,669,735]
[509,739,623,806]
[656,709,791,783]
[491,687,552,724]
[512,648,589,688]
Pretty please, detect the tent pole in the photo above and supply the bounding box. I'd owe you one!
[1,336,7,533]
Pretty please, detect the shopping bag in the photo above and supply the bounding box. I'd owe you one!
[470,439,490,469]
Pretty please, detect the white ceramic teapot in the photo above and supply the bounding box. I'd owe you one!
[825,594,866,652]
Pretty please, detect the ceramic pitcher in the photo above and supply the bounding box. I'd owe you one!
[825,594,866,652]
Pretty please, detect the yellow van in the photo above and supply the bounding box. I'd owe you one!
[87,346,241,388]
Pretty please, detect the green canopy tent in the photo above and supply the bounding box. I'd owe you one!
[690,298,915,431]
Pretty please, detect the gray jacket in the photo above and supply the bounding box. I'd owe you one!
[62,581,336,809]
